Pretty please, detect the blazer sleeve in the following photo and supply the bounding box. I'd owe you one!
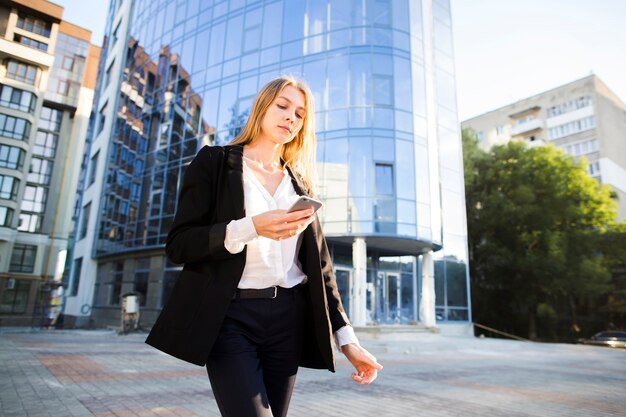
[165,146,234,264]
[314,217,351,333]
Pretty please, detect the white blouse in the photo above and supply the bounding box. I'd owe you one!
[223,161,359,348]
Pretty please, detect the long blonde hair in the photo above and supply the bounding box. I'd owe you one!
[229,76,317,195]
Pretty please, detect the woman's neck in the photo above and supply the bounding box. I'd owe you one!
[244,140,282,169]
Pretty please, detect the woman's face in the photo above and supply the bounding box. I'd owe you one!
[258,85,306,146]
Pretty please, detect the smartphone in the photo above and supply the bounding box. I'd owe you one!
[286,195,323,213]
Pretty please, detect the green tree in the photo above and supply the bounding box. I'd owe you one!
[463,129,618,340]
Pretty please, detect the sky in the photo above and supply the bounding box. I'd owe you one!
[53,0,626,122]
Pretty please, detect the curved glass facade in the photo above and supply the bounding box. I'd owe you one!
[69,0,471,327]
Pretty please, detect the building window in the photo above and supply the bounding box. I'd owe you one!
[33,131,58,158]
[21,185,47,213]
[104,60,115,86]
[80,202,91,239]
[476,131,485,142]
[27,157,52,185]
[38,107,62,132]
[70,258,82,296]
[373,75,393,106]
[495,125,504,135]
[546,96,592,118]
[588,161,600,177]
[0,279,31,314]
[564,139,599,157]
[0,84,36,113]
[16,13,52,37]
[0,145,25,170]
[243,26,261,53]
[375,163,394,195]
[89,151,99,185]
[135,258,150,306]
[13,34,48,52]
[0,175,19,200]
[110,262,124,305]
[98,102,108,134]
[0,113,32,141]
[373,0,391,26]
[62,56,74,71]
[9,244,37,273]
[6,60,38,85]
[0,206,14,227]
[548,116,596,140]
[17,213,42,233]
[112,21,121,46]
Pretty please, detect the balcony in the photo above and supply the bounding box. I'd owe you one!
[510,118,544,136]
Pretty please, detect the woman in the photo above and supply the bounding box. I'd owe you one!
[146,76,382,417]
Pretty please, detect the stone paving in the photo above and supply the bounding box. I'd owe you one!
[1,327,625,417]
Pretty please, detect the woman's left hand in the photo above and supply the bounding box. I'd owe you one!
[341,343,383,385]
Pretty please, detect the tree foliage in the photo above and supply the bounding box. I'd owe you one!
[462,129,623,340]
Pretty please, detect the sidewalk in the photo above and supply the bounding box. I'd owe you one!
[1,328,624,417]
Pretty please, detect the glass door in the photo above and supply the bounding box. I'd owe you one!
[375,272,401,323]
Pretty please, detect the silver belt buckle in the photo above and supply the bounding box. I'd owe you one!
[271,286,278,299]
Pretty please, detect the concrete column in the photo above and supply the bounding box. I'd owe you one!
[351,237,367,326]
[419,250,436,327]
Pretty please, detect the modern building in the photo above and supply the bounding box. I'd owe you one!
[462,75,626,221]
[0,0,100,326]
[66,0,471,331]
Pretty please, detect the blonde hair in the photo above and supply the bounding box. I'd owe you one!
[229,76,317,195]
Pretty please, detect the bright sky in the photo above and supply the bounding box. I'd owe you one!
[451,0,626,121]
[54,0,626,123]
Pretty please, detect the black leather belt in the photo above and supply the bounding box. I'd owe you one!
[232,285,301,300]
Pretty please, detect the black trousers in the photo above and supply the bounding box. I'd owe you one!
[206,286,307,417]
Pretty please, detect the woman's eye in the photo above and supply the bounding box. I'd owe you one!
[296,113,304,119]
[277,104,287,109]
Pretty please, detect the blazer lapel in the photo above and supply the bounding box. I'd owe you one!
[226,145,245,218]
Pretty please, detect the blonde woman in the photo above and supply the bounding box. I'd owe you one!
[146,76,382,417]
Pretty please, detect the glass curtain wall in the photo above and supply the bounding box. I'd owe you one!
[89,0,470,324]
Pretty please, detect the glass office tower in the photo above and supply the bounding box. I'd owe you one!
[65,0,471,329]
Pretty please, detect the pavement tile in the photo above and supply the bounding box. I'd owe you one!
[1,330,625,416]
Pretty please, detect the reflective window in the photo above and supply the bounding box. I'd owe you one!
[0,113,31,141]
[0,206,14,227]
[21,185,47,213]
[0,145,25,170]
[0,84,36,113]
[33,131,58,158]
[13,34,48,51]
[375,163,394,195]
[6,60,39,85]
[9,244,37,273]
[0,175,19,200]
[28,157,52,184]
[18,213,42,233]
[39,107,62,132]
[0,279,30,313]
[89,151,100,185]
[80,202,91,239]
[17,13,52,37]
[70,258,82,296]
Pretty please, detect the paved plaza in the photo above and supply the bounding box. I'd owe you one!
[0,327,625,417]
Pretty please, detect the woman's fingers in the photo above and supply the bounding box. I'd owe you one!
[252,209,315,240]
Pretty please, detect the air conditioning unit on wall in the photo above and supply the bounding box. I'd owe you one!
[6,278,15,290]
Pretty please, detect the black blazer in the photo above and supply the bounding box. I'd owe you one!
[145,145,350,371]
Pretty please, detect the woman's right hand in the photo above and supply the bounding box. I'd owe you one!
[252,209,316,240]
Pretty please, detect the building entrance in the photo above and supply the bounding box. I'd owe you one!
[375,271,401,323]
